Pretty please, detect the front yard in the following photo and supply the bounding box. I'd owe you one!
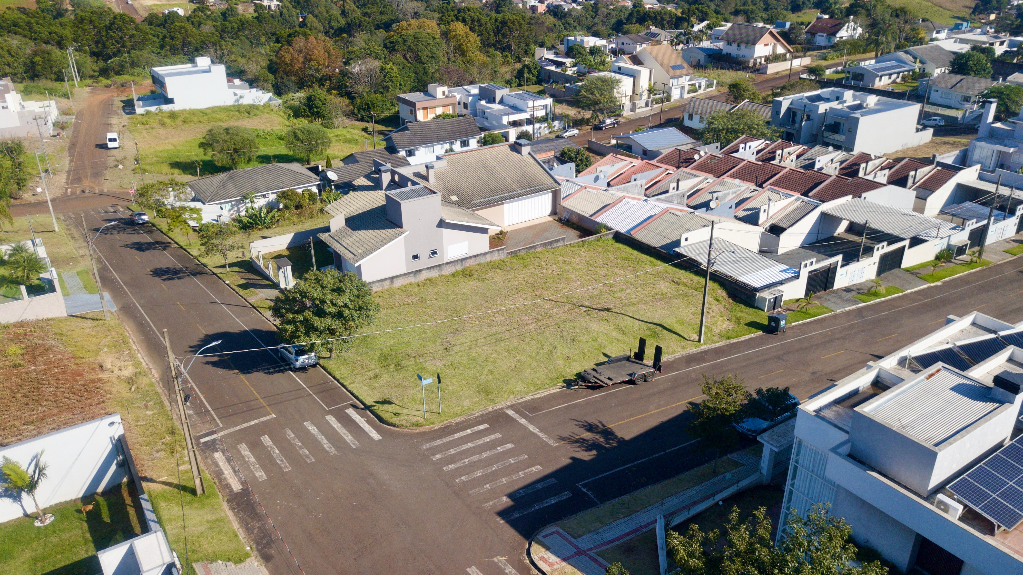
[907,258,991,283]
[318,238,821,427]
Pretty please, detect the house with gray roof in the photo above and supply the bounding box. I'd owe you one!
[719,23,792,66]
[616,127,695,160]
[926,73,999,109]
[183,162,320,223]
[384,116,482,165]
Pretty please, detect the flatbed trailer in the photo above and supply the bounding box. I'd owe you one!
[576,338,662,388]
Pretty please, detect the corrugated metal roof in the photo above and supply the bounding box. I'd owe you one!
[596,199,664,232]
[620,127,695,151]
[561,188,620,216]
[675,237,799,290]
[766,198,818,231]
[862,367,1002,447]
[823,198,963,240]
[630,210,710,252]
[911,347,973,372]
[942,201,1012,223]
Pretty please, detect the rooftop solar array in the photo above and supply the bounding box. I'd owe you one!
[949,434,1023,529]
[910,347,973,372]
[910,329,1023,372]
[670,64,688,71]
[862,61,916,75]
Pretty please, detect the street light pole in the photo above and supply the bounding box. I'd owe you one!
[165,332,220,496]
[84,216,113,320]
[698,221,715,344]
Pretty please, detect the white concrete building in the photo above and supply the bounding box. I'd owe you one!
[135,57,277,114]
[563,36,609,53]
[0,77,58,138]
[780,311,1023,575]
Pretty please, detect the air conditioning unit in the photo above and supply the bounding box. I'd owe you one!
[935,494,964,520]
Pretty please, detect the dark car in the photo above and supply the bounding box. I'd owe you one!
[595,117,619,130]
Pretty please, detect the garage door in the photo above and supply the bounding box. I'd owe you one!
[504,192,553,226]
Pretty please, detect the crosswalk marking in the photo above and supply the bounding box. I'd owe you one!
[505,409,557,446]
[466,567,485,575]
[326,415,359,448]
[213,452,242,492]
[262,435,291,471]
[431,433,502,460]
[499,492,573,523]
[237,443,266,481]
[468,466,543,495]
[492,557,521,575]
[305,422,337,455]
[456,455,528,483]
[285,428,315,463]
[422,424,490,450]
[346,408,382,440]
[443,444,514,471]
[481,478,558,510]
[483,496,509,510]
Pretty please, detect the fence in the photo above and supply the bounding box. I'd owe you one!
[758,57,810,75]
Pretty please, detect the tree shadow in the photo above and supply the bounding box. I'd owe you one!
[168,159,229,177]
[558,418,626,454]
[547,298,688,340]
[187,329,285,376]
[121,239,173,253]
[150,266,193,281]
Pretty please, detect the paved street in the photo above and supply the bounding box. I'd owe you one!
[76,203,1023,575]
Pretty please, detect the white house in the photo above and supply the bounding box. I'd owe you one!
[926,74,998,110]
[633,44,714,101]
[384,116,482,165]
[610,58,652,101]
[804,16,862,46]
[0,77,58,138]
[614,33,655,54]
[719,23,793,66]
[181,162,320,223]
[135,57,277,114]
[563,35,609,53]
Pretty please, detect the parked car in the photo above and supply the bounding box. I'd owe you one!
[131,211,149,224]
[595,118,619,130]
[733,390,800,437]
[559,128,580,138]
[279,344,318,370]
[921,117,945,127]
[106,132,120,149]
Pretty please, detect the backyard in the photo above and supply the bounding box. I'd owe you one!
[316,238,828,427]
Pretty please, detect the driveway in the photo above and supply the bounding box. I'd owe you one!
[504,218,589,251]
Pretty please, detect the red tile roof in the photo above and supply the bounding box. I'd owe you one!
[608,161,670,187]
[754,140,802,162]
[805,18,846,36]
[768,169,831,196]
[914,167,958,192]
[725,161,786,187]
[808,176,885,202]
[579,153,634,177]
[838,152,873,178]
[657,148,702,169]
[689,154,744,177]
[721,135,763,155]
[885,158,929,186]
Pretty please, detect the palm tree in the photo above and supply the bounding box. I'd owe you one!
[796,292,817,311]
[1,452,53,526]
[869,277,884,295]
[3,243,47,285]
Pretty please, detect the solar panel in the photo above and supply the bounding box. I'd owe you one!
[670,64,687,71]
[956,337,1008,364]
[999,330,1023,349]
[949,434,1023,529]
[911,348,972,371]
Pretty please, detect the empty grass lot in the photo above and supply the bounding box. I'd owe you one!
[320,238,811,427]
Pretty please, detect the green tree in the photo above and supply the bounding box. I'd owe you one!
[134,180,185,211]
[950,50,993,77]
[576,74,623,119]
[0,139,28,227]
[1,452,51,524]
[162,205,200,241]
[727,78,762,104]
[515,129,533,141]
[970,44,996,61]
[353,94,396,123]
[271,269,379,356]
[481,132,506,146]
[805,64,827,80]
[284,123,332,164]
[775,79,820,97]
[777,504,888,575]
[698,109,781,146]
[689,374,749,454]
[744,386,794,421]
[3,243,47,285]
[198,126,258,169]
[932,248,954,274]
[982,84,1023,121]
[517,59,541,86]
[198,221,240,270]
[558,146,593,171]
[605,563,631,575]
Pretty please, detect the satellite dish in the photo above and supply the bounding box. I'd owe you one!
[326,170,338,181]
[709,200,720,209]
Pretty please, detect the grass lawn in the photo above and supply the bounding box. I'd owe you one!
[0,483,142,575]
[1005,243,1023,256]
[854,285,905,304]
[263,239,333,281]
[888,79,920,92]
[780,300,834,323]
[888,0,970,24]
[919,260,991,283]
[887,136,974,162]
[675,483,785,537]
[128,106,374,182]
[317,238,805,426]
[822,72,846,80]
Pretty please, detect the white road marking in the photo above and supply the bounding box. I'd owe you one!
[527,386,631,416]
[482,478,558,510]
[468,466,543,495]
[466,568,484,575]
[492,557,521,575]
[325,415,359,448]
[422,424,490,450]
[237,443,266,481]
[262,435,291,471]
[305,422,336,455]
[285,428,315,463]
[505,409,557,446]
[498,492,573,523]
[213,452,242,492]
[199,414,276,443]
[456,455,528,483]
[180,368,222,427]
[577,439,699,490]
[346,408,382,440]
[443,444,515,471]
[483,496,509,510]
[431,434,502,460]
[288,371,327,410]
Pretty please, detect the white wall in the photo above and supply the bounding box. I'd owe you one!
[0,269,66,324]
[441,222,491,258]
[0,414,127,523]
[832,486,919,570]
[356,235,408,282]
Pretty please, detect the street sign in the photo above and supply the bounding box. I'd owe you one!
[417,374,433,386]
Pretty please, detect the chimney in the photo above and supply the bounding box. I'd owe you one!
[513,139,532,156]
[978,99,997,139]
[329,212,345,232]
[379,165,392,190]
[426,162,437,184]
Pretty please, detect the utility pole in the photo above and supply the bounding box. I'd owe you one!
[66,47,79,86]
[978,175,1000,262]
[63,70,74,115]
[35,152,58,232]
[371,113,376,150]
[858,219,870,261]
[134,142,146,185]
[437,373,442,414]
[309,236,317,271]
[164,329,205,496]
[83,215,109,320]
[698,221,715,344]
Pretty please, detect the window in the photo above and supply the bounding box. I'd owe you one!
[429,249,438,258]
[412,254,420,261]
[460,139,470,147]
[688,113,693,120]
[404,149,414,157]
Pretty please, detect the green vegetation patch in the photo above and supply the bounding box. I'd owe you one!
[854,285,905,303]
[919,260,991,283]
[1004,243,1023,256]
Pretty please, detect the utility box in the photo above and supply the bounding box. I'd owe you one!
[766,312,787,334]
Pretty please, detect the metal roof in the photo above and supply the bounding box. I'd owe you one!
[187,162,319,204]
[766,198,818,231]
[823,198,963,240]
[860,366,1003,447]
[630,210,710,252]
[388,185,435,201]
[941,201,1012,223]
[854,61,917,75]
[619,127,694,151]
[675,237,799,290]
[595,199,664,232]
[561,188,619,216]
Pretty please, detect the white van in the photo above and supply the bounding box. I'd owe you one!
[106,133,120,149]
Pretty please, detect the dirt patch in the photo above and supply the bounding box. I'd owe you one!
[0,322,109,446]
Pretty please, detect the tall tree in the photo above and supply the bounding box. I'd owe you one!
[950,50,993,77]
[688,374,749,454]
[727,78,762,104]
[198,126,258,169]
[558,147,593,171]
[983,84,1023,121]
[575,74,624,119]
[271,269,379,356]
[284,123,332,164]
[0,139,27,227]
[1,452,51,525]
[698,109,781,146]
[275,35,343,89]
[198,221,240,270]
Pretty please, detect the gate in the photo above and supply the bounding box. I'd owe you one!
[804,262,838,297]
[968,224,986,249]
[876,246,905,276]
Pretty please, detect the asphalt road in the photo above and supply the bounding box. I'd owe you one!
[75,203,1023,575]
